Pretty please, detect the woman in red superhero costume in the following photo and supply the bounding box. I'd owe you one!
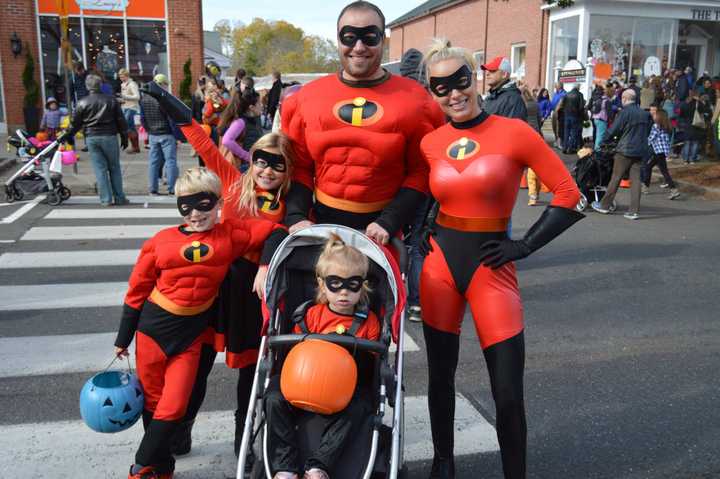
[141,82,294,461]
[281,1,444,243]
[419,40,584,479]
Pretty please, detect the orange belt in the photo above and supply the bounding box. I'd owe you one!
[315,188,391,214]
[436,211,509,233]
[149,288,215,316]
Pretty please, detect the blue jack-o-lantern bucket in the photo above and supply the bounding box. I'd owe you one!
[80,370,144,433]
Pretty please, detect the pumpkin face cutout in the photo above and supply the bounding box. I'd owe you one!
[80,371,144,433]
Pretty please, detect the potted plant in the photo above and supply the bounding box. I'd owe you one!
[179,58,193,107]
[23,51,41,135]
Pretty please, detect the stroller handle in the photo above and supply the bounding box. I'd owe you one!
[267,333,387,355]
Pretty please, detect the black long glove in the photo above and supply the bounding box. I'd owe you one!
[140,81,193,125]
[418,200,440,257]
[478,206,584,269]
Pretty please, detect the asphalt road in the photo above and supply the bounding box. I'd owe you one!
[1,180,719,478]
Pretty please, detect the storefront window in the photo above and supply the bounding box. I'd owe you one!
[127,20,168,85]
[511,44,526,79]
[549,16,579,82]
[84,18,126,91]
[588,15,673,84]
[40,16,83,106]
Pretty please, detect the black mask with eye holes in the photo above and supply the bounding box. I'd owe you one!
[338,25,384,48]
[429,64,474,97]
[176,191,219,216]
[324,275,365,293]
[252,149,286,173]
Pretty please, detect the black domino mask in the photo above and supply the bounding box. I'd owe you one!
[252,149,286,173]
[323,275,365,293]
[338,25,384,48]
[429,64,474,97]
[176,192,219,216]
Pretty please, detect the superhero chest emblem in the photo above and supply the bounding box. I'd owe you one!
[256,192,281,213]
[180,241,215,263]
[445,137,479,161]
[332,97,384,127]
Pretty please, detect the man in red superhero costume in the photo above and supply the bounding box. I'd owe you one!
[281,0,445,243]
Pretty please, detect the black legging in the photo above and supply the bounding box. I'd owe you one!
[424,324,526,479]
[642,152,676,189]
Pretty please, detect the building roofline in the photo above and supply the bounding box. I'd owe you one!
[387,0,469,29]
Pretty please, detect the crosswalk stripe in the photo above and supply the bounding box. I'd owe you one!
[0,330,419,377]
[0,282,125,311]
[63,195,177,205]
[0,394,497,476]
[45,208,178,219]
[0,250,139,268]
[20,224,167,241]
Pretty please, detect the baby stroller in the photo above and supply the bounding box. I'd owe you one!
[6,129,52,162]
[237,225,409,479]
[573,143,616,212]
[4,131,71,206]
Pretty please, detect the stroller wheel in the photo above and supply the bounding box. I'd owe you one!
[47,190,62,206]
[59,186,71,201]
[5,186,15,203]
[576,193,588,212]
[13,188,24,201]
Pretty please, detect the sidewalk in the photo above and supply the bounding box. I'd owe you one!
[0,133,198,199]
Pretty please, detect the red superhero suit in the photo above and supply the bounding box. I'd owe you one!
[175,121,287,457]
[266,303,379,475]
[114,217,282,474]
[419,112,582,479]
[281,72,445,234]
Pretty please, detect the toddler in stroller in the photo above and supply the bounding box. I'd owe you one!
[573,143,617,212]
[238,225,408,479]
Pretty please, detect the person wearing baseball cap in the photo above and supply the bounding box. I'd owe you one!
[481,56,527,121]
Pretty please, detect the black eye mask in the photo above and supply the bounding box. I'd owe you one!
[338,25,384,48]
[429,64,474,97]
[252,149,286,172]
[324,275,365,293]
[176,191,219,216]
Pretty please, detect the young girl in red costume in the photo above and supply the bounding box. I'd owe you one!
[140,81,294,463]
[266,234,379,479]
[114,167,284,479]
[419,40,584,479]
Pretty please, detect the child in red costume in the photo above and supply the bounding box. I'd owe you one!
[266,234,379,479]
[114,167,285,479]
[139,81,296,460]
[281,71,445,238]
[419,41,584,479]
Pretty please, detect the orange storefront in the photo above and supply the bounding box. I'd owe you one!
[0,0,204,133]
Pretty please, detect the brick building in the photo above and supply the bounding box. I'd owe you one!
[389,0,720,95]
[0,0,204,133]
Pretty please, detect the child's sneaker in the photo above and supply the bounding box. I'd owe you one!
[668,188,680,200]
[591,201,610,214]
[623,212,640,220]
[408,305,422,323]
[659,183,670,189]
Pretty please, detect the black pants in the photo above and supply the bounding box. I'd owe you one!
[642,153,676,188]
[183,344,255,430]
[264,375,372,475]
[424,324,526,479]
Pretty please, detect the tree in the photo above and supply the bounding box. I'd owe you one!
[23,52,40,108]
[217,17,339,74]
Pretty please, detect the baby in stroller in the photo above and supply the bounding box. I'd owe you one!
[265,234,379,479]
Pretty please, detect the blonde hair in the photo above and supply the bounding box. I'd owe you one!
[118,68,129,78]
[235,132,295,217]
[315,234,371,306]
[175,167,222,197]
[423,38,477,82]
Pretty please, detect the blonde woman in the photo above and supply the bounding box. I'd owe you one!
[118,68,141,153]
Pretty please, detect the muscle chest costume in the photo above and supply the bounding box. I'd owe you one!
[293,304,380,340]
[419,112,581,479]
[113,218,281,474]
[281,72,445,233]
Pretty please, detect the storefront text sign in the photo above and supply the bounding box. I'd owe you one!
[76,0,128,10]
[691,9,720,21]
[559,68,586,83]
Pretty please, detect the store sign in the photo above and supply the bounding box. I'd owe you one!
[691,9,720,21]
[559,68,586,83]
[76,0,128,10]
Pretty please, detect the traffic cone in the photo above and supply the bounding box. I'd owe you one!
[520,169,528,189]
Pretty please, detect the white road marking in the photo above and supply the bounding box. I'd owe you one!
[0,332,227,378]
[62,195,176,205]
[0,249,139,268]
[390,331,420,353]
[0,281,126,311]
[20,224,168,240]
[0,395,497,477]
[0,195,45,224]
[0,239,16,243]
[45,208,178,219]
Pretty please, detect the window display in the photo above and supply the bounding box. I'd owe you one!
[127,20,168,85]
[84,18,125,90]
[40,16,83,106]
[549,16,579,81]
